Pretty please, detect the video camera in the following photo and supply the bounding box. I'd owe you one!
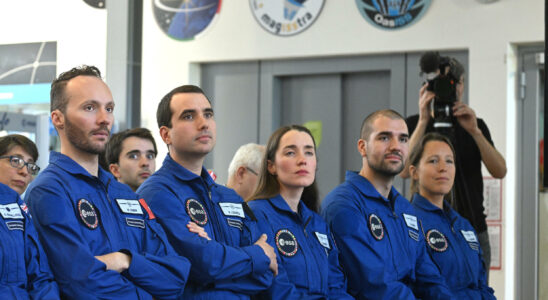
[419,52,461,130]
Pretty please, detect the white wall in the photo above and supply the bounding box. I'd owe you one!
[141,1,543,299]
[0,1,544,299]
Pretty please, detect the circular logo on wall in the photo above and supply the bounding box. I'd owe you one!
[78,199,99,229]
[250,0,325,36]
[185,198,208,226]
[153,0,221,40]
[368,214,384,241]
[275,229,298,256]
[83,0,105,9]
[426,229,448,252]
[355,0,431,30]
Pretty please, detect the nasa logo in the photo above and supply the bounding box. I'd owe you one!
[186,198,208,226]
[355,0,431,30]
[250,0,325,36]
[276,229,298,257]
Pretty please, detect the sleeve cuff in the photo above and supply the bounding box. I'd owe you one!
[242,245,270,275]
[120,249,142,279]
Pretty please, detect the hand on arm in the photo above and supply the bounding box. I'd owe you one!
[95,252,132,273]
[453,102,507,178]
[254,234,278,276]
[187,221,211,240]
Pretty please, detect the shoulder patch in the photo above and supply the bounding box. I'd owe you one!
[185,198,208,226]
[276,229,298,257]
[368,214,384,241]
[78,199,99,230]
[426,229,448,252]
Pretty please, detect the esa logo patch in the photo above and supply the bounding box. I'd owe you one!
[276,229,298,257]
[185,198,208,226]
[78,199,99,230]
[368,214,384,241]
[426,229,448,252]
[355,0,431,30]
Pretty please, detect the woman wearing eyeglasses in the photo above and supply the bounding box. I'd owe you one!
[0,134,59,299]
[247,125,352,299]
[0,134,41,195]
[408,133,495,299]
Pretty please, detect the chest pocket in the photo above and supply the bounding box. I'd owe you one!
[115,199,147,246]
[0,203,26,284]
[275,227,309,289]
[218,202,248,246]
[116,199,146,229]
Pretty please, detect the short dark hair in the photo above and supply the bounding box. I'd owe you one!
[50,65,102,113]
[0,134,39,162]
[104,128,158,166]
[156,85,211,129]
[248,125,320,212]
[360,109,405,140]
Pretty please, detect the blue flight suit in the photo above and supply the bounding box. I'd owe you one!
[411,193,496,299]
[0,182,59,299]
[248,194,353,300]
[321,171,454,300]
[24,152,191,300]
[137,154,273,299]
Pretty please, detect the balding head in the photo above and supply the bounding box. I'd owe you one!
[360,109,405,141]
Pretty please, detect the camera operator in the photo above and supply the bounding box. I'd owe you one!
[401,52,507,280]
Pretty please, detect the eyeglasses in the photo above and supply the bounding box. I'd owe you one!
[246,167,258,176]
[0,156,40,175]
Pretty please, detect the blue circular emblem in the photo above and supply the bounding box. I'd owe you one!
[355,0,431,30]
[153,0,221,40]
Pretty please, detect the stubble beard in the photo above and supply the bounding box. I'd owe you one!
[367,155,404,178]
[65,116,109,155]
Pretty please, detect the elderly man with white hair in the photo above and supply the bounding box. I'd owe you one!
[226,143,265,200]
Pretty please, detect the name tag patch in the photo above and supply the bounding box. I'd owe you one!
[227,218,243,230]
[315,232,331,249]
[219,202,245,218]
[461,230,478,242]
[116,199,143,215]
[185,198,208,226]
[6,220,24,231]
[403,213,418,230]
[126,217,145,229]
[368,214,384,241]
[276,229,298,257]
[0,203,23,219]
[427,229,448,252]
[461,230,480,251]
[78,199,99,230]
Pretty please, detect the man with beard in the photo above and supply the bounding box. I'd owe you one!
[24,65,191,299]
[105,128,157,192]
[321,109,454,299]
